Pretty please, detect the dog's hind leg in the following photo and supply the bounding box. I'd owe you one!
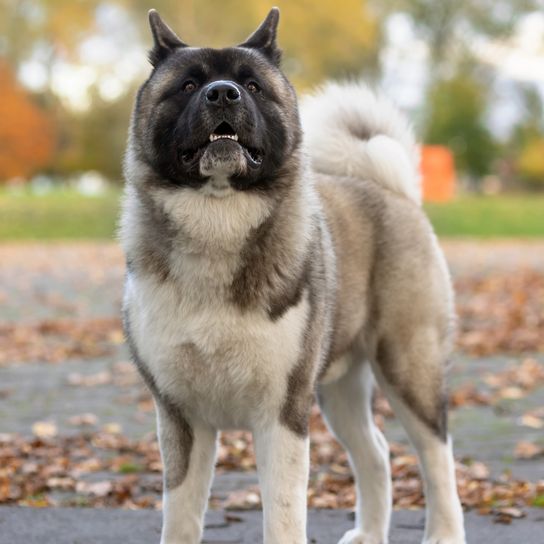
[372,330,466,544]
[318,358,391,544]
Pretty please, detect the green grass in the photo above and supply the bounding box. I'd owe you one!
[0,188,120,240]
[0,189,543,240]
[117,462,144,474]
[425,195,544,238]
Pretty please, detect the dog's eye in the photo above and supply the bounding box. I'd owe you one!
[182,80,197,93]
[246,81,260,93]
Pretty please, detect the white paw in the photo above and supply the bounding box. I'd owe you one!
[338,528,384,544]
[422,536,466,544]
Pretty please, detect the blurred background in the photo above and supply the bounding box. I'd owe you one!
[1,0,543,527]
[0,0,544,237]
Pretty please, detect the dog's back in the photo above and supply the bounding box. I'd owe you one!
[300,83,454,384]
[299,83,464,544]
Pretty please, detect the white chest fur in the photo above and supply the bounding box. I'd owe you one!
[121,180,313,430]
[125,266,309,430]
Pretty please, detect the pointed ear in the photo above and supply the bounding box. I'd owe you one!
[148,9,187,66]
[239,7,281,65]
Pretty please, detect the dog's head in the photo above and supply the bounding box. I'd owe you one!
[129,8,301,195]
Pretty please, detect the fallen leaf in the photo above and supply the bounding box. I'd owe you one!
[32,421,57,438]
[515,441,543,460]
[68,414,98,427]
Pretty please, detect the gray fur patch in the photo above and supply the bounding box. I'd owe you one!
[156,404,195,490]
[230,177,310,319]
[124,186,176,282]
[376,338,448,442]
[279,219,333,437]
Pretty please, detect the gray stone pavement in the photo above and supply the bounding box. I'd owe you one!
[2,351,542,483]
[1,507,543,544]
[1,242,543,539]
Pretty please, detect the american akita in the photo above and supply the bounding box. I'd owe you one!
[120,7,466,544]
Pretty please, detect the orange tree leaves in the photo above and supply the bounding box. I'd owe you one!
[0,60,56,181]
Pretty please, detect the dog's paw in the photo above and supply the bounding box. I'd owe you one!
[422,536,466,544]
[338,528,384,544]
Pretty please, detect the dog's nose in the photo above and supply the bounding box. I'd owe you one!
[205,81,241,106]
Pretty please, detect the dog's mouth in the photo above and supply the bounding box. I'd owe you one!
[209,120,239,143]
[180,121,264,169]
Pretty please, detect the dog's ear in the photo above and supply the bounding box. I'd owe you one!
[148,9,187,66]
[239,7,281,66]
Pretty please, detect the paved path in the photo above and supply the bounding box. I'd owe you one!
[1,507,543,544]
[1,242,543,533]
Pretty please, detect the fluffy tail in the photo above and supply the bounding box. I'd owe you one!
[300,81,421,204]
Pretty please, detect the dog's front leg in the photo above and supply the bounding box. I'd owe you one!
[157,405,217,544]
[254,423,310,544]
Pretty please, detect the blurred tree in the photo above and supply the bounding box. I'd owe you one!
[385,0,541,185]
[1,0,541,186]
[0,0,382,182]
[126,0,381,88]
[0,60,56,181]
[424,69,496,181]
[388,0,540,73]
[510,85,544,149]
[517,139,544,189]
[0,0,98,68]
[56,85,134,181]
[510,86,544,189]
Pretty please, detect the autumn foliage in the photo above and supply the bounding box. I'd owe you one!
[0,60,56,181]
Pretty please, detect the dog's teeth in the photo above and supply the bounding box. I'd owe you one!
[209,133,238,142]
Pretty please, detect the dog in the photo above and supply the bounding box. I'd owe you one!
[120,7,466,544]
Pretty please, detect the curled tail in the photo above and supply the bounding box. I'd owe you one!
[300,81,421,204]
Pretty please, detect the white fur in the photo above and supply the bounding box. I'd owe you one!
[122,149,318,543]
[153,186,272,255]
[121,163,321,430]
[159,422,217,544]
[123,184,315,544]
[125,272,310,431]
[300,81,422,204]
[319,361,391,544]
[372,365,466,544]
[254,424,310,543]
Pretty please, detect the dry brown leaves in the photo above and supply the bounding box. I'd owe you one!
[456,270,544,356]
[0,318,123,365]
[219,414,544,526]
[449,357,544,408]
[0,268,542,366]
[0,431,161,508]
[2,411,542,521]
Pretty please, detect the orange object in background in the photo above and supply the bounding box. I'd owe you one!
[421,145,455,202]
